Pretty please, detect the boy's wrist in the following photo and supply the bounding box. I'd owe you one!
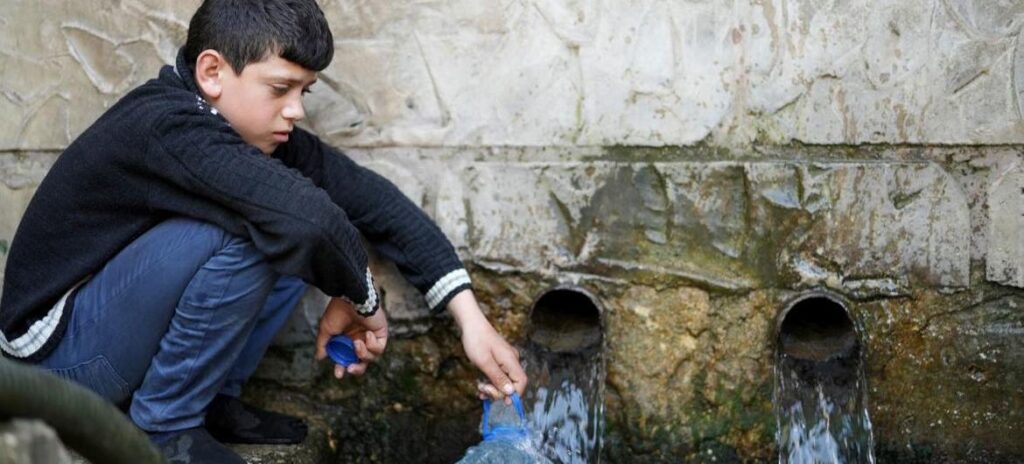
[446,289,490,330]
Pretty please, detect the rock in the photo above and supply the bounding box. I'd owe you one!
[0,184,38,286]
[987,162,1024,288]
[0,419,73,464]
[604,286,711,451]
[232,388,338,464]
[458,159,969,293]
[864,291,1024,461]
[791,162,970,289]
[232,430,329,464]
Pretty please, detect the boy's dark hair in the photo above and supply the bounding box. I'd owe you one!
[184,0,334,73]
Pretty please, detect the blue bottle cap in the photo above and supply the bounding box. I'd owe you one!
[326,335,360,367]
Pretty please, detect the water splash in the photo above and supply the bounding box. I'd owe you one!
[521,344,605,464]
[457,394,552,464]
[456,345,604,464]
[460,287,605,463]
[774,348,876,464]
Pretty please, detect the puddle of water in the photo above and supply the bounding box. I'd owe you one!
[774,348,876,464]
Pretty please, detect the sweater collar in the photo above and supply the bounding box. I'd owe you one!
[170,47,222,117]
[174,47,201,94]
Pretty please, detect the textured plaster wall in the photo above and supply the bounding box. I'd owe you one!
[1,0,1022,286]
[4,0,1024,149]
[1,0,1024,462]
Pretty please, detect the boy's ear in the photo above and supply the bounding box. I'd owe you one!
[194,50,228,99]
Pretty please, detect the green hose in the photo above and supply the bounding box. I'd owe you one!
[0,357,164,464]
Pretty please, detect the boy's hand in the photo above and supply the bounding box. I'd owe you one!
[315,297,388,380]
[448,290,528,404]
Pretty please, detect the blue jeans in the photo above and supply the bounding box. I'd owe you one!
[37,218,306,432]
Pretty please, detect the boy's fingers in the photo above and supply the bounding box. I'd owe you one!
[496,347,528,395]
[366,331,387,356]
[478,382,502,400]
[315,330,330,361]
[479,356,513,400]
[334,364,345,379]
[347,363,367,376]
[354,338,376,362]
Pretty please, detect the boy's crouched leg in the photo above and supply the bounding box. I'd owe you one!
[206,275,311,445]
[39,217,278,464]
[201,272,309,442]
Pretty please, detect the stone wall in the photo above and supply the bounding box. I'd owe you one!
[1,1,1023,462]
[5,0,1024,149]
[0,420,72,464]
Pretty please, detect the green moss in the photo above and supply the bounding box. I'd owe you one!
[602,365,775,462]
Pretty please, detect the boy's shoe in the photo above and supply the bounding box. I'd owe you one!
[151,427,247,464]
[205,394,309,445]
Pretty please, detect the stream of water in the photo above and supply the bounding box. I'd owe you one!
[774,348,877,464]
[455,343,605,464]
[521,345,605,464]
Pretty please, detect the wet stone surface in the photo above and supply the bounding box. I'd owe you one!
[230,387,337,464]
[863,289,1024,463]
[244,265,1024,463]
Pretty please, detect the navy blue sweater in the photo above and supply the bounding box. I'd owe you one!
[0,52,471,361]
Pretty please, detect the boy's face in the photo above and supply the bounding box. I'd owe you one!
[205,54,318,155]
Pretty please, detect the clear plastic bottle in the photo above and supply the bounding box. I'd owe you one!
[456,394,552,464]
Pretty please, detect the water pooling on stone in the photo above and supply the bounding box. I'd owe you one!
[774,295,876,464]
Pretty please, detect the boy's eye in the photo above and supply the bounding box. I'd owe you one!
[271,85,289,95]
[301,87,312,95]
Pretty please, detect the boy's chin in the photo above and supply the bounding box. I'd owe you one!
[255,142,278,155]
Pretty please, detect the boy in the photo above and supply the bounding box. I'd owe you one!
[0,1,527,462]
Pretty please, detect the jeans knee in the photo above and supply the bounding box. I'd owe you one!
[277,275,307,295]
[152,219,276,310]
[151,217,232,255]
[220,236,276,283]
[156,219,268,266]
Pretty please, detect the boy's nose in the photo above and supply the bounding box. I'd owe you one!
[282,99,306,121]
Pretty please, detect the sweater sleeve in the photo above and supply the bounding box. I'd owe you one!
[276,129,471,313]
[141,104,379,315]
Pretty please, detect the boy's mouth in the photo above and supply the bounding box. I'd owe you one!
[273,131,290,143]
